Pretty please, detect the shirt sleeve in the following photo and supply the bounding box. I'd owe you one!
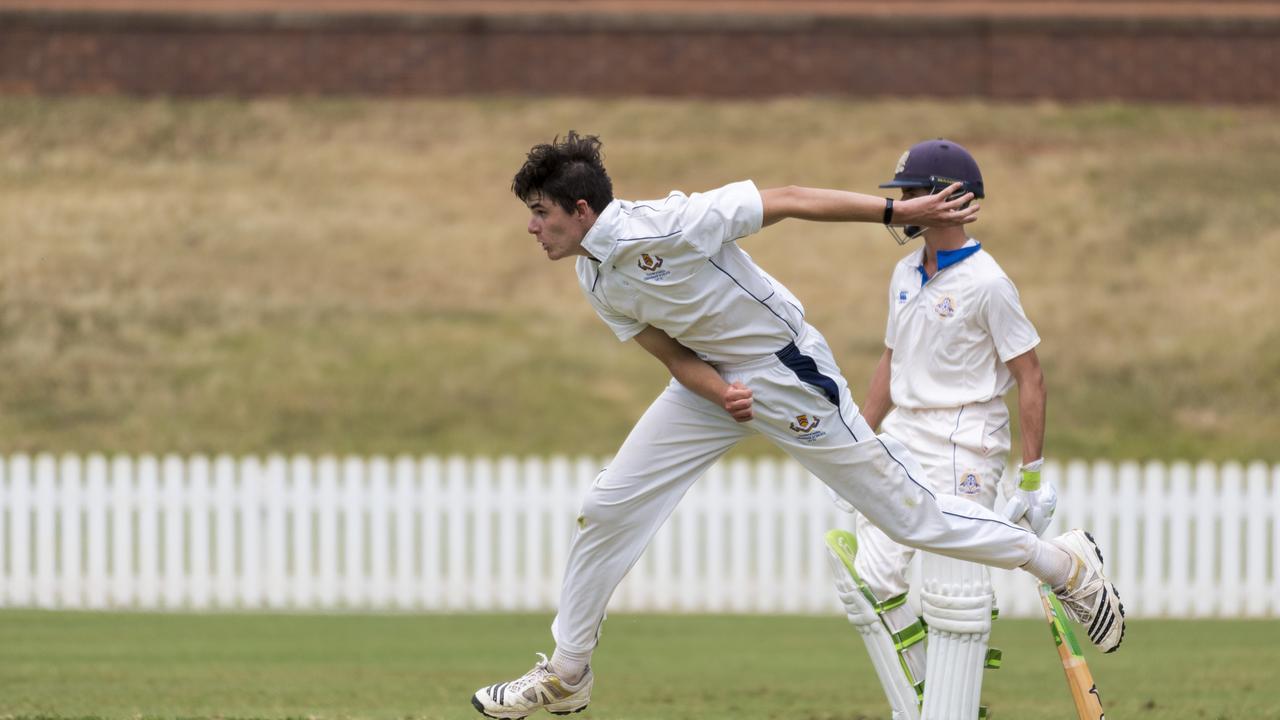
[580,284,647,342]
[678,180,765,258]
[981,276,1040,362]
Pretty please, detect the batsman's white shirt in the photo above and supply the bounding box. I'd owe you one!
[854,241,1039,599]
[885,240,1039,409]
[552,182,1037,656]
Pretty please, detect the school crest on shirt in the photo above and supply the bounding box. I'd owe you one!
[959,470,981,495]
[637,253,671,281]
[934,295,957,318]
[789,414,827,442]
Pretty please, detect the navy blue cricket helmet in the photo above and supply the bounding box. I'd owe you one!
[880,139,985,199]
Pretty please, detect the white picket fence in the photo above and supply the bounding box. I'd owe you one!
[0,454,1277,618]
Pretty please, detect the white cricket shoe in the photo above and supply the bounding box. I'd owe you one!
[471,653,592,719]
[1050,529,1126,653]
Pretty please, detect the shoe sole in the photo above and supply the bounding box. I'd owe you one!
[1081,530,1126,653]
[471,693,589,719]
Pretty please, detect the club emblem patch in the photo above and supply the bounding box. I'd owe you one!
[789,414,827,442]
[959,470,981,495]
[637,253,671,281]
[934,295,956,318]
[895,150,910,175]
[638,253,663,272]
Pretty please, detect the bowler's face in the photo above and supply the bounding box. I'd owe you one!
[526,194,587,261]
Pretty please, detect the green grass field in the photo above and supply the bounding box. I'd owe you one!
[2,97,1279,460]
[1,610,1277,719]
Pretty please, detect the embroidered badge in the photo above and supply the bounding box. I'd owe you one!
[637,253,671,281]
[788,414,827,442]
[934,295,956,318]
[959,470,981,495]
[638,253,663,272]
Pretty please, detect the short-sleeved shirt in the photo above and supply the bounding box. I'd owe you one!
[575,180,808,365]
[884,239,1039,409]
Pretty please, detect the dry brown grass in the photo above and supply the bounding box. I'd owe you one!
[1,97,1276,459]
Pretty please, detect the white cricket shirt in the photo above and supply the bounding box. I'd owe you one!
[576,180,808,365]
[884,239,1039,409]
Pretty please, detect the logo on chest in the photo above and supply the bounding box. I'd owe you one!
[958,470,982,495]
[637,253,671,281]
[934,295,957,318]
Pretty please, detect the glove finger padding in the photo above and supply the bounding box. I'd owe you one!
[1001,494,1028,524]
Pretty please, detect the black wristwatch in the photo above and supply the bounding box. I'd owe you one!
[882,197,894,225]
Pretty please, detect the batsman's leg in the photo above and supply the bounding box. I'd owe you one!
[919,552,997,720]
[825,528,925,720]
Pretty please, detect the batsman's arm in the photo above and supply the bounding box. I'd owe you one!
[1006,348,1046,465]
[633,326,753,422]
[759,183,978,228]
[860,347,894,431]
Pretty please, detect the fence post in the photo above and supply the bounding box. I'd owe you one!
[1140,461,1167,617]
[58,454,83,609]
[421,456,442,610]
[34,454,57,609]
[162,455,186,609]
[1193,461,1219,617]
[264,455,289,610]
[368,456,392,609]
[189,455,211,610]
[85,454,108,609]
[292,455,315,609]
[341,456,366,609]
[394,455,416,610]
[213,455,237,608]
[1219,462,1245,617]
[315,456,339,608]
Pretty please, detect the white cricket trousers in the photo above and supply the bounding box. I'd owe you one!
[551,325,1035,654]
[854,398,1013,600]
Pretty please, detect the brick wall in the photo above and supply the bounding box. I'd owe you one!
[1,6,1277,102]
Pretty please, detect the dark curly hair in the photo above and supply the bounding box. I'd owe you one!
[512,131,614,214]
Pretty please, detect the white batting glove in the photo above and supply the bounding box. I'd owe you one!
[826,486,856,513]
[1002,458,1057,536]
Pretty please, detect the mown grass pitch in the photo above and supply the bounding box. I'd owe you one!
[1,610,1276,719]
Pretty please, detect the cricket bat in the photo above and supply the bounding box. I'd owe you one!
[1034,579,1105,712]
[1038,582,1106,720]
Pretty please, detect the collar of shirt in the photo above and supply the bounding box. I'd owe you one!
[579,199,624,264]
[916,238,982,286]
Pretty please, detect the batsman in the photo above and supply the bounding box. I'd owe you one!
[824,139,1106,720]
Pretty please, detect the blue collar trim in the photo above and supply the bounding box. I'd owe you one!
[918,242,982,285]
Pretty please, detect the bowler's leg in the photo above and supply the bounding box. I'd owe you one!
[471,380,748,719]
[552,382,748,660]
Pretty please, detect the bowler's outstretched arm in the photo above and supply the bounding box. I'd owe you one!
[760,182,978,228]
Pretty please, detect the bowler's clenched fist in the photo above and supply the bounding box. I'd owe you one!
[722,381,754,422]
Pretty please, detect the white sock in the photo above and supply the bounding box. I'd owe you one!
[550,647,591,685]
[1022,539,1074,588]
